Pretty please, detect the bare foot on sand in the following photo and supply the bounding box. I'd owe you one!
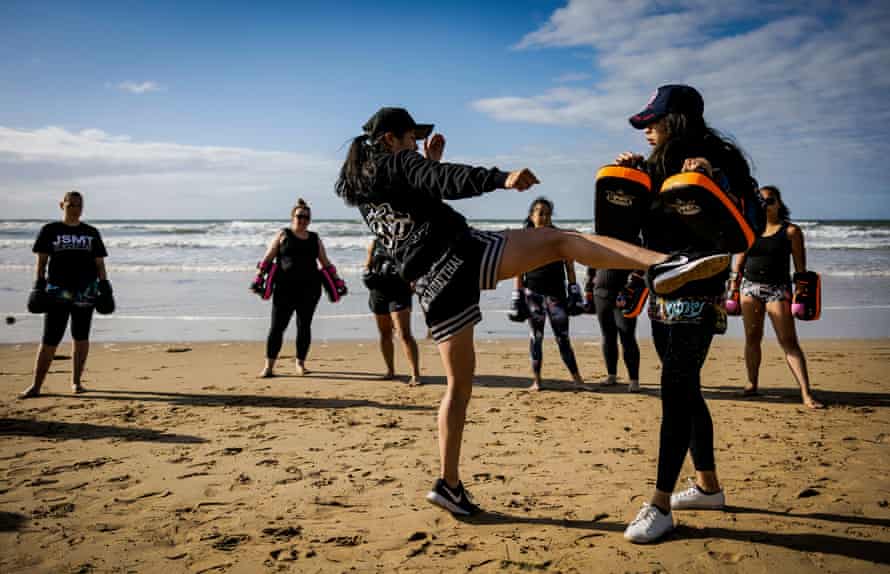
[570,373,586,390]
[741,384,760,397]
[803,395,825,409]
[18,386,40,399]
[258,367,274,378]
[599,375,618,387]
[408,375,422,386]
[528,380,542,392]
[72,384,87,394]
[295,361,309,376]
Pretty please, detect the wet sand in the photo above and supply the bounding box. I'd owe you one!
[1,338,889,573]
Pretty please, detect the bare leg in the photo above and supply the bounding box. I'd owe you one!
[392,308,421,385]
[767,300,823,409]
[741,294,765,395]
[20,344,56,398]
[436,323,475,487]
[497,228,665,282]
[71,339,89,392]
[375,313,395,380]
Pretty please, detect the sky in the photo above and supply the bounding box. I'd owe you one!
[2,0,889,220]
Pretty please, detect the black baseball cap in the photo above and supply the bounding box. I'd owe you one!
[363,107,434,140]
[629,85,704,129]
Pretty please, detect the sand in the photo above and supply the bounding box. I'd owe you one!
[1,337,889,573]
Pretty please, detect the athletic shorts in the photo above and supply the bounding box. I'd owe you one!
[368,288,413,315]
[740,278,791,303]
[413,229,505,343]
[43,303,94,346]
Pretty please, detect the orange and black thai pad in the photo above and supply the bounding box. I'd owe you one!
[659,172,754,253]
[595,166,652,243]
[792,271,821,321]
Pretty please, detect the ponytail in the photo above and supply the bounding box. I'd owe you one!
[335,135,376,206]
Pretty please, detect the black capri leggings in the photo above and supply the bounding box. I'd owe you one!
[43,304,94,346]
[266,291,321,361]
[594,290,640,380]
[652,320,716,493]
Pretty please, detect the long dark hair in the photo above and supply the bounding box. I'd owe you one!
[524,197,554,229]
[647,112,756,198]
[759,185,791,221]
[335,125,413,206]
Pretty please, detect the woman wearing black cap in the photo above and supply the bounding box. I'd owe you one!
[616,85,758,543]
[335,106,731,517]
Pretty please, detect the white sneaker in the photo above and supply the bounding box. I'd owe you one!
[623,503,674,543]
[670,479,725,510]
[628,380,640,393]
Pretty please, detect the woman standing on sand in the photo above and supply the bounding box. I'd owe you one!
[334,106,729,518]
[731,185,823,409]
[615,85,758,544]
[512,197,584,391]
[256,199,334,378]
[20,191,111,398]
[364,238,422,385]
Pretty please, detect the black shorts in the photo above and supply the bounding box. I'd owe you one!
[369,287,413,315]
[414,229,505,343]
[43,303,94,346]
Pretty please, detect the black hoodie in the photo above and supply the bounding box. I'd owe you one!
[357,149,509,282]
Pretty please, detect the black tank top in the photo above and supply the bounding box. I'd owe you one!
[276,229,321,291]
[743,221,791,284]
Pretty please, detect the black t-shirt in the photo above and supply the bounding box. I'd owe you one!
[33,221,107,291]
[523,260,567,300]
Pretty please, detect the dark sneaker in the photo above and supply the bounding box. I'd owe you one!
[648,252,730,295]
[426,478,481,516]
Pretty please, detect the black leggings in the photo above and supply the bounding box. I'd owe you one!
[43,305,94,346]
[266,292,320,361]
[594,292,640,380]
[652,320,715,493]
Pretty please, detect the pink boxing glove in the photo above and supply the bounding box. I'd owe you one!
[320,264,347,303]
[725,298,740,315]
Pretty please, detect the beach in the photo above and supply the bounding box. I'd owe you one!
[2,338,889,573]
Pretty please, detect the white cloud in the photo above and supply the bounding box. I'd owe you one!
[117,81,163,94]
[470,0,890,217]
[0,126,346,219]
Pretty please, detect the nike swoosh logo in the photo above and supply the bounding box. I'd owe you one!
[441,484,463,503]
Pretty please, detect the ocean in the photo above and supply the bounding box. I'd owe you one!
[2,219,889,343]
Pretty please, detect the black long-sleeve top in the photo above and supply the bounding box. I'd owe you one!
[358,149,509,282]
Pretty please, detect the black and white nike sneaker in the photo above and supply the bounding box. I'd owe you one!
[648,252,730,295]
[426,478,481,516]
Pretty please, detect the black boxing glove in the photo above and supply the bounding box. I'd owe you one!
[27,278,49,314]
[95,279,116,315]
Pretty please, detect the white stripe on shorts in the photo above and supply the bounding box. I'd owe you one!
[430,303,482,343]
[470,229,505,290]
